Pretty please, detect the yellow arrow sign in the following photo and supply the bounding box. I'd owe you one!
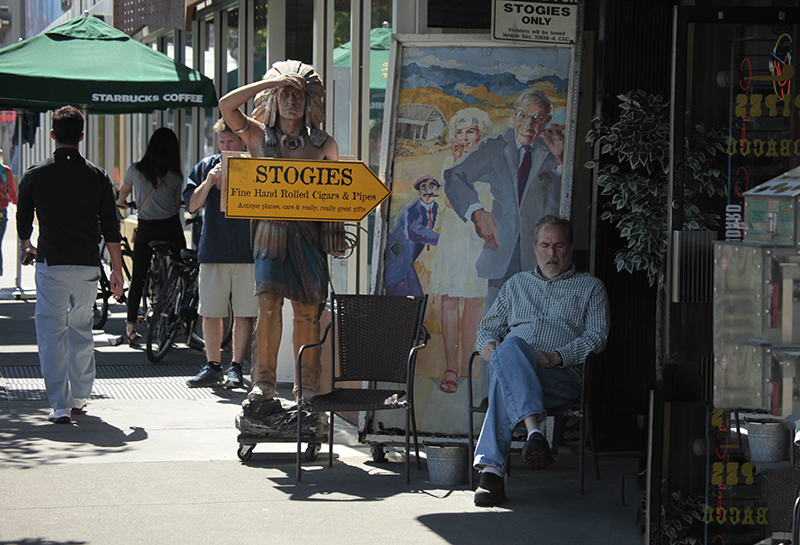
[221,154,390,222]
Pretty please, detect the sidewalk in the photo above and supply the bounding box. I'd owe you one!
[0,212,645,545]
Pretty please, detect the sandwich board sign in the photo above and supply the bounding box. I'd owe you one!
[221,152,390,222]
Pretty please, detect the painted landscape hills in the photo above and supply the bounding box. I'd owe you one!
[398,60,567,129]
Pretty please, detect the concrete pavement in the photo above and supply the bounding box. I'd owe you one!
[0,210,645,545]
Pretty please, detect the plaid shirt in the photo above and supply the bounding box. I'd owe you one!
[476,265,610,381]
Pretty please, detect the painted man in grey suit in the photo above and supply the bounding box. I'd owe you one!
[443,88,564,310]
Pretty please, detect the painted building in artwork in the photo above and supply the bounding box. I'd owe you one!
[396,104,445,141]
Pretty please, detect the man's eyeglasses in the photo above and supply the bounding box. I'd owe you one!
[513,110,548,126]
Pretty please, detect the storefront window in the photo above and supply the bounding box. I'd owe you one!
[671,15,800,545]
[328,0,393,294]
[253,0,267,82]
[332,0,352,157]
[367,0,392,174]
[225,7,239,95]
[199,17,216,158]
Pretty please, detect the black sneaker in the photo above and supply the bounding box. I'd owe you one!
[522,432,555,469]
[474,472,506,507]
[187,364,223,388]
[223,364,244,389]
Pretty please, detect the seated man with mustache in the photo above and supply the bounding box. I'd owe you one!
[472,215,610,507]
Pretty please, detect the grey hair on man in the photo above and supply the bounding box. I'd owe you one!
[516,88,553,114]
[533,214,573,246]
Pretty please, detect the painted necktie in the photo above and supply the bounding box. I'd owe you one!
[518,144,532,202]
[427,208,433,250]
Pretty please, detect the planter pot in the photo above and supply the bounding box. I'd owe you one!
[425,443,468,486]
[746,418,789,463]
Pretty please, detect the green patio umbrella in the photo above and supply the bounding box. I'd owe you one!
[0,13,217,114]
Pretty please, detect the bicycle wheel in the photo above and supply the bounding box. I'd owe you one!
[188,295,234,350]
[118,240,134,304]
[92,265,111,330]
[142,254,169,324]
[146,269,183,363]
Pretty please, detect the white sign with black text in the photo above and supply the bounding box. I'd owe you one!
[492,0,578,44]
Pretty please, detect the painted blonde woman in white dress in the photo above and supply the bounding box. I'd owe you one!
[429,108,493,394]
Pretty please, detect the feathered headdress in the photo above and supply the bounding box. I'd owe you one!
[253,60,326,133]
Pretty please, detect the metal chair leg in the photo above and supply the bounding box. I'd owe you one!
[467,352,478,490]
[588,404,601,481]
[405,406,411,485]
[296,402,303,482]
[329,410,335,468]
[580,409,585,495]
[411,403,421,471]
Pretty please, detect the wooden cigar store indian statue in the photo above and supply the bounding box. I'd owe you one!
[219,60,346,403]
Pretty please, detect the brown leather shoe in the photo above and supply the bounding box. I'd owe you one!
[474,472,506,507]
[247,381,276,402]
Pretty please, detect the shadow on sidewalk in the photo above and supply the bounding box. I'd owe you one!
[0,403,148,467]
[245,453,453,502]
[232,446,643,544]
[0,537,88,545]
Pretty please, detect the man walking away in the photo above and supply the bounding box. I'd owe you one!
[16,106,124,423]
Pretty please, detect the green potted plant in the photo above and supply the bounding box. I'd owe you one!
[585,90,727,381]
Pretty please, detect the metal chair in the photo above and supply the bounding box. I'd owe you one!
[467,350,601,494]
[296,294,428,483]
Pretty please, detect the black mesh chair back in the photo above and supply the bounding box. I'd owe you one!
[296,294,428,484]
[334,294,426,384]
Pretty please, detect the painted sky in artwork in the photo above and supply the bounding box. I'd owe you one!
[399,45,571,127]
[402,46,571,93]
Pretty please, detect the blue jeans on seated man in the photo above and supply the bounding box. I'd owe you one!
[473,336,581,474]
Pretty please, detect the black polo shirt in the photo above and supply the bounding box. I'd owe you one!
[17,147,121,267]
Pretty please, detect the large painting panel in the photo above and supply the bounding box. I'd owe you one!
[373,36,577,437]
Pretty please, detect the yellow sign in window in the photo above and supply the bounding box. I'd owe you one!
[221,153,390,222]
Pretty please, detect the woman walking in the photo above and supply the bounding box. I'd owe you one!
[116,128,185,345]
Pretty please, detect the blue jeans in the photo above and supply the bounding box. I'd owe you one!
[35,263,100,410]
[474,336,581,473]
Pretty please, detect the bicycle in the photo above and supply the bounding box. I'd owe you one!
[92,234,172,331]
[93,198,172,330]
[93,233,134,330]
[146,247,233,363]
[143,214,207,325]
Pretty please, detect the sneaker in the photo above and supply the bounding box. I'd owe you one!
[522,432,555,469]
[223,364,244,389]
[186,364,223,388]
[48,408,72,424]
[474,472,506,507]
[72,398,88,412]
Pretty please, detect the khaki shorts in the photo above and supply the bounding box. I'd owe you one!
[198,263,259,318]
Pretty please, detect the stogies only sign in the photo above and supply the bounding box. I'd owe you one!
[493,0,578,44]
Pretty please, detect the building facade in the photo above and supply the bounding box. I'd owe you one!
[9,1,800,542]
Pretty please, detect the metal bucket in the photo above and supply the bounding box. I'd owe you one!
[425,443,468,486]
[746,419,789,462]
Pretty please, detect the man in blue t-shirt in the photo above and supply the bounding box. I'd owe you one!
[184,119,257,389]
